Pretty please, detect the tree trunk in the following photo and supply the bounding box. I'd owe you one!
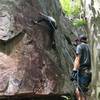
[81,0,100,100]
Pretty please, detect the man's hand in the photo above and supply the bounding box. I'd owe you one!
[70,70,78,81]
[39,12,44,16]
[31,20,38,24]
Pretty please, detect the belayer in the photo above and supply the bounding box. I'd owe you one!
[70,35,92,100]
[32,12,57,49]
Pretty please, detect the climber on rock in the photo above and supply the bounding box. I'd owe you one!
[32,12,57,49]
[70,35,92,100]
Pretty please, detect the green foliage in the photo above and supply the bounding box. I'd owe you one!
[60,0,81,16]
[60,0,71,15]
[73,19,86,27]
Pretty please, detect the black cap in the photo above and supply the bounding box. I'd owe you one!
[79,35,87,42]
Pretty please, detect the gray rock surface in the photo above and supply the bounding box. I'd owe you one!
[0,0,77,95]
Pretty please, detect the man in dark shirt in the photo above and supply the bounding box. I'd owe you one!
[36,12,57,32]
[33,12,57,49]
[71,35,91,100]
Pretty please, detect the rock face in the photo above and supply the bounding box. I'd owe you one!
[0,0,76,95]
[81,0,100,100]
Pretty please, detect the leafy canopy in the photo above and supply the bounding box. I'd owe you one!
[73,19,86,27]
[60,0,81,16]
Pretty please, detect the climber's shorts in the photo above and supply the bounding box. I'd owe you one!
[78,70,92,92]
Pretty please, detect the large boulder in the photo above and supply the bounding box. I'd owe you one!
[0,0,76,95]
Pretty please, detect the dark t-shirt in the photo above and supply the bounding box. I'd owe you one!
[76,42,91,69]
